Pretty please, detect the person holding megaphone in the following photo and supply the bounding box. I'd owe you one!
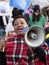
[0,15,48,65]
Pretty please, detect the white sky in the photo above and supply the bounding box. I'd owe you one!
[32,0,49,9]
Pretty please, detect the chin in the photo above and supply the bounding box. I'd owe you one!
[17,32,24,35]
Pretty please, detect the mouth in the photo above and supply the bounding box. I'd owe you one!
[17,28,23,32]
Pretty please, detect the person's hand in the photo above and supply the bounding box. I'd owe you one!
[0,33,9,52]
[0,40,3,51]
[0,38,5,52]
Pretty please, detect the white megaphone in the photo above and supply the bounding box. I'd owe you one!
[25,25,45,47]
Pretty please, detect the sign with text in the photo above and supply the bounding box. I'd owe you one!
[0,1,11,16]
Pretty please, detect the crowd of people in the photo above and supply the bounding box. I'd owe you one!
[0,3,49,65]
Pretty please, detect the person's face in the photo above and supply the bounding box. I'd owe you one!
[35,12,40,16]
[14,18,28,35]
[34,10,40,16]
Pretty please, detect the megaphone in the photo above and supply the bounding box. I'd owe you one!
[25,25,45,47]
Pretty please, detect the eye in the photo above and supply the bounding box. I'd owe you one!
[14,23,18,25]
[21,21,25,24]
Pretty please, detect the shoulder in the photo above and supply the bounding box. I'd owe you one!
[41,15,46,23]
[41,15,46,19]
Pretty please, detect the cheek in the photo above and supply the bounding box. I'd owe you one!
[23,23,28,27]
[35,13,39,15]
[35,13,38,15]
[14,26,17,30]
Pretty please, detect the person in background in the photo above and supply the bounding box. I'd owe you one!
[0,16,5,36]
[0,15,48,65]
[45,27,49,47]
[12,8,30,21]
[42,6,49,22]
[0,39,6,65]
[44,21,49,29]
[12,8,24,18]
[22,3,33,23]
[42,7,47,18]
[0,16,6,65]
[44,21,49,47]
[46,6,49,22]
[29,5,46,29]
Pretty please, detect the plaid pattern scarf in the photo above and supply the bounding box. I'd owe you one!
[5,35,48,65]
[5,35,29,65]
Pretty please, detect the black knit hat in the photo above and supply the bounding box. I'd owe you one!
[33,5,40,12]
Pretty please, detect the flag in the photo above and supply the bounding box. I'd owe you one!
[10,0,33,10]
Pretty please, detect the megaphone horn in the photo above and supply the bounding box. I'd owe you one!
[25,26,45,47]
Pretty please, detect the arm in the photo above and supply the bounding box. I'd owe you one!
[0,39,6,65]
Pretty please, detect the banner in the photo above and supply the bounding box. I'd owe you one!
[10,0,32,10]
[0,1,11,16]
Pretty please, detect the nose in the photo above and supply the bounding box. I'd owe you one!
[18,23,22,26]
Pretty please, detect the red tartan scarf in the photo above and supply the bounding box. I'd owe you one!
[5,35,48,65]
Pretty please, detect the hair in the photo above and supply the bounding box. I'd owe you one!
[42,6,49,18]
[0,16,5,28]
[47,7,49,17]
[12,15,28,26]
[42,7,47,17]
[32,12,41,21]
[32,5,41,21]
[12,8,24,18]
